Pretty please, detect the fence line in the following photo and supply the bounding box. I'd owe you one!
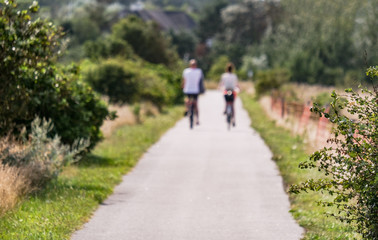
[261,94,333,150]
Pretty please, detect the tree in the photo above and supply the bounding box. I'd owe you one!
[253,0,372,85]
[169,30,197,59]
[196,0,283,68]
[196,0,228,42]
[71,16,101,44]
[290,67,378,239]
[111,15,180,69]
[354,0,378,66]
[220,0,278,46]
[0,0,112,150]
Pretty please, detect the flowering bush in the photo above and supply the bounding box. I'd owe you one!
[290,66,378,239]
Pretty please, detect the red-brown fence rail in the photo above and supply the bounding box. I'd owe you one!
[262,94,333,149]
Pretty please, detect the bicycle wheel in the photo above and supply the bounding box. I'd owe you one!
[226,105,232,130]
[189,104,194,129]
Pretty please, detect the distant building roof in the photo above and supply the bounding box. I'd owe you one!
[130,1,145,11]
[120,10,196,32]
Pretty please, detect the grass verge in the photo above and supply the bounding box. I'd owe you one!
[240,92,360,240]
[0,106,183,240]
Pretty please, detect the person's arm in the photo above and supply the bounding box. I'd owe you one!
[234,74,240,92]
[199,72,206,94]
[218,74,225,90]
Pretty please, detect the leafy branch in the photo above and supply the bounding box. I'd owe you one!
[290,67,378,239]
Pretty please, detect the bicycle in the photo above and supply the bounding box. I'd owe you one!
[224,90,235,130]
[187,95,197,129]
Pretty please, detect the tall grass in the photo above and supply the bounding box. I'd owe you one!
[0,138,32,216]
[0,163,32,217]
[0,118,88,217]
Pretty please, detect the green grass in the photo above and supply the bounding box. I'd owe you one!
[240,92,360,240]
[0,106,184,240]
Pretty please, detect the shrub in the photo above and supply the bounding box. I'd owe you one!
[0,1,112,150]
[290,67,378,239]
[85,59,140,103]
[1,118,89,187]
[85,59,181,109]
[144,63,183,104]
[207,55,230,81]
[254,68,291,97]
[84,37,134,61]
[137,68,170,110]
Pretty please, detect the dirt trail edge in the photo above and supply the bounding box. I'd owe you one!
[72,90,304,240]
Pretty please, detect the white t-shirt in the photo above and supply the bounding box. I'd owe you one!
[182,68,203,94]
[220,72,238,90]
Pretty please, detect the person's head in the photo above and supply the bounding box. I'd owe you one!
[226,62,234,73]
[189,59,197,68]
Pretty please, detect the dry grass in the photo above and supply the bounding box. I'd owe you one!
[101,102,160,138]
[0,163,33,216]
[283,83,343,103]
[204,81,219,90]
[101,104,136,138]
[0,129,76,216]
[0,139,34,216]
[239,81,255,95]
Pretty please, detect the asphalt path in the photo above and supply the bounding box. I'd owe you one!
[72,90,304,240]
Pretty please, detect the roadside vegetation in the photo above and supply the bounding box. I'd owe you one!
[240,92,360,239]
[1,0,377,238]
[0,0,183,221]
[0,106,183,239]
[290,67,377,239]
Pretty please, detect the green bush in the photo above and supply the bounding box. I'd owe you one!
[71,16,101,44]
[207,55,230,81]
[137,68,171,109]
[85,59,140,103]
[45,66,112,150]
[254,68,291,97]
[85,59,181,109]
[84,37,134,61]
[0,0,112,150]
[144,63,183,104]
[290,66,378,239]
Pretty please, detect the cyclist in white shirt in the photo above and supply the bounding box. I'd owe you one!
[182,59,204,125]
[219,63,239,125]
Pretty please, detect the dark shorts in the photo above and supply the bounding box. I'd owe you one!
[186,94,198,100]
[224,91,235,102]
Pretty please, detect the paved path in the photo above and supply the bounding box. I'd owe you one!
[72,90,303,240]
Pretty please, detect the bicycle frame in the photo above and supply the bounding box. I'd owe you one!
[224,90,235,130]
[187,96,197,129]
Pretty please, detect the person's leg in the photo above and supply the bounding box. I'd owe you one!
[231,100,236,126]
[193,95,199,124]
[224,95,227,114]
[184,95,193,116]
[184,95,189,116]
